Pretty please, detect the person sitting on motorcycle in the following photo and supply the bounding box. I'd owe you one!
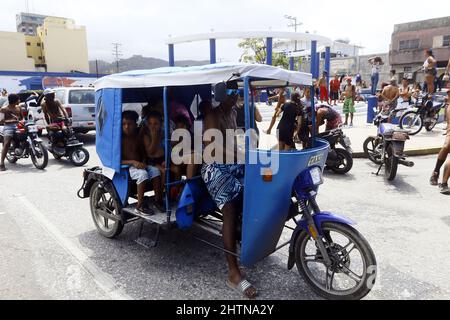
[316,104,343,134]
[0,94,22,172]
[41,89,69,146]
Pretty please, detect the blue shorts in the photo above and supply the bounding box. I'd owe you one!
[1,124,16,138]
[201,163,245,210]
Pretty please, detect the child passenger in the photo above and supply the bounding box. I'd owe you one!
[121,111,164,215]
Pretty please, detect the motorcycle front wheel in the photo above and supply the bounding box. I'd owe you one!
[384,144,398,181]
[69,147,90,167]
[294,222,377,300]
[363,137,383,165]
[30,142,48,170]
[400,111,423,136]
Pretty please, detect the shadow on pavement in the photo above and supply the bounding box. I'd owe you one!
[77,221,320,300]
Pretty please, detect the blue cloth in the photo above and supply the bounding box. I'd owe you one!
[371,73,379,95]
[2,124,16,137]
[201,163,245,210]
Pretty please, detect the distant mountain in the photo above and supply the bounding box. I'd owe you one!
[89,55,210,74]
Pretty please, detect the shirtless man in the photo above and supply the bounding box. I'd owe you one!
[202,81,257,299]
[121,111,163,215]
[399,77,412,104]
[342,78,356,127]
[265,88,286,135]
[0,94,22,171]
[430,90,450,192]
[380,79,400,122]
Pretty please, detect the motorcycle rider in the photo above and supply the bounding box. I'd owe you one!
[0,94,23,171]
[41,89,69,146]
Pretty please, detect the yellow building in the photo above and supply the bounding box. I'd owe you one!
[37,17,89,73]
[0,31,35,71]
[25,35,45,67]
[0,15,89,73]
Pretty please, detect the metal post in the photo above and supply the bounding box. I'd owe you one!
[310,40,317,78]
[244,77,251,163]
[311,85,316,147]
[266,37,273,66]
[163,87,171,215]
[289,57,295,71]
[210,39,216,64]
[325,46,331,91]
[316,53,320,79]
[168,44,175,67]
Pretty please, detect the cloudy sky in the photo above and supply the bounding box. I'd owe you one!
[1,0,449,62]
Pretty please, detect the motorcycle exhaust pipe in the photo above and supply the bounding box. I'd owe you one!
[399,159,415,167]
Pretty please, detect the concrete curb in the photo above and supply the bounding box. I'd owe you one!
[353,147,442,159]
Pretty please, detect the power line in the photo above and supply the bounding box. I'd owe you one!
[112,43,123,73]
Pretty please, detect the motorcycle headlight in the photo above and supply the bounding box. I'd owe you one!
[309,167,324,186]
[297,166,324,191]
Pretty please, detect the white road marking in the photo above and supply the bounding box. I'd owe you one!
[14,194,133,300]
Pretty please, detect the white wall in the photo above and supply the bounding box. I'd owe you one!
[0,31,36,72]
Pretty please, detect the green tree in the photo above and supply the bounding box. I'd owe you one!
[238,38,289,69]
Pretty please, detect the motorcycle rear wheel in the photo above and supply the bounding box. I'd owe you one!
[400,111,423,136]
[69,147,90,167]
[425,113,439,132]
[384,144,398,181]
[330,149,353,174]
[6,153,18,164]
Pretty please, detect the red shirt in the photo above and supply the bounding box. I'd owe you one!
[330,79,340,92]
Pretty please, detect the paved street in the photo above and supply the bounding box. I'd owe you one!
[1,132,449,300]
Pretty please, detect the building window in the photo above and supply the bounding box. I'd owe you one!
[38,56,43,60]
[26,42,31,46]
[404,67,412,72]
[444,36,450,47]
[37,43,41,47]
[399,39,420,51]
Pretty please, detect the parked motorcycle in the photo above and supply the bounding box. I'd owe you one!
[0,120,48,170]
[47,118,90,167]
[364,112,414,181]
[399,94,445,135]
[318,128,353,174]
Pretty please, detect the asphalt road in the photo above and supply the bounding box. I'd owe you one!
[1,133,449,300]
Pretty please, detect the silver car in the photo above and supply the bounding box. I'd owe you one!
[53,87,96,134]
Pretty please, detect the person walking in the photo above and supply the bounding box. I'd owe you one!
[329,75,341,106]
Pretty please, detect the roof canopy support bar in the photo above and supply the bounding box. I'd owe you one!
[210,39,216,64]
[310,41,317,78]
[168,44,175,67]
[266,37,273,66]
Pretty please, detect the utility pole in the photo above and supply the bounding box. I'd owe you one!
[284,15,303,52]
[112,43,123,74]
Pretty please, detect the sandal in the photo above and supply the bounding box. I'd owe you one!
[226,279,258,299]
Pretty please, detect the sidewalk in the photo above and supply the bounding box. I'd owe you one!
[257,111,446,158]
